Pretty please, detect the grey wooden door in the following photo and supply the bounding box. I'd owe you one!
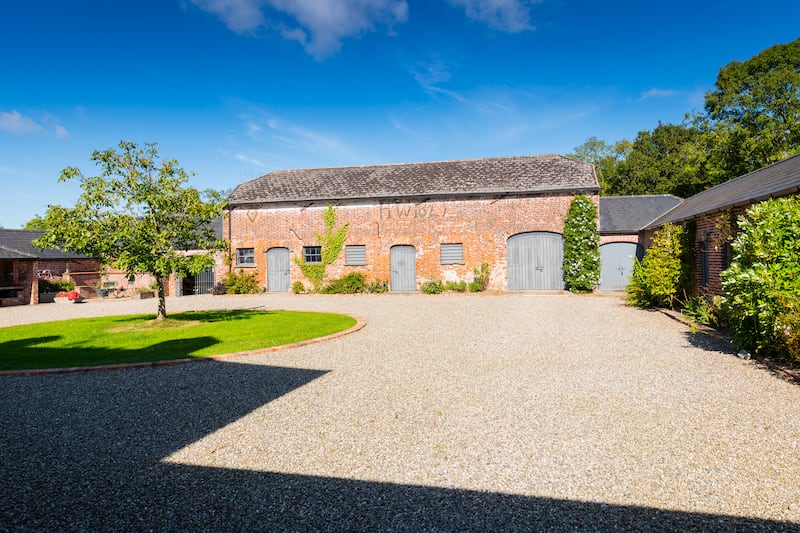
[194,268,215,295]
[599,242,643,291]
[390,245,416,291]
[267,247,290,292]
[507,232,564,290]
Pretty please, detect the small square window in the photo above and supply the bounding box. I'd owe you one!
[440,243,464,265]
[345,245,367,265]
[236,248,255,266]
[304,246,322,264]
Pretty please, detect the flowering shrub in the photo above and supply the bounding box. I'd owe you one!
[55,290,81,301]
[563,195,600,292]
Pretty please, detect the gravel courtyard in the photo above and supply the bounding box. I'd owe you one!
[1,293,799,531]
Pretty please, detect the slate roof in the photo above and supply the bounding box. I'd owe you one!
[599,195,683,233]
[646,153,800,228]
[228,154,599,205]
[0,229,89,260]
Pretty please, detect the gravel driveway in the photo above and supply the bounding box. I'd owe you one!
[1,293,799,531]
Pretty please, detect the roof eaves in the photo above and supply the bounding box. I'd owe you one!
[229,186,601,208]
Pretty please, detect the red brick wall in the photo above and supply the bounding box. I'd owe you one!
[600,234,640,246]
[227,194,597,291]
[690,208,746,296]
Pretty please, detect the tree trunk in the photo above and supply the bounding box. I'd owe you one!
[156,276,167,320]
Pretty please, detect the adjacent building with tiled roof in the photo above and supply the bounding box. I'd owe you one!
[0,229,98,306]
[596,195,683,291]
[227,154,599,292]
[599,195,682,235]
[644,153,800,295]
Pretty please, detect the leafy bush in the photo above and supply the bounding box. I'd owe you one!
[562,195,600,292]
[420,279,444,294]
[291,281,307,294]
[39,279,74,293]
[721,196,800,361]
[320,272,366,294]
[222,270,260,294]
[367,279,388,294]
[682,295,726,328]
[469,262,490,292]
[626,223,690,308]
[443,280,467,292]
[775,305,800,365]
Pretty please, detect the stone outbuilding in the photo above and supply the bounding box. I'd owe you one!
[645,153,800,295]
[226,155,599,292]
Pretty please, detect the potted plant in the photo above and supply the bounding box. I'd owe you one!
[54,290,83,304]
[39,279,75,304]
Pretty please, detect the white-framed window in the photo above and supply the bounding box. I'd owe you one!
[440,243,464,265]
[345,245,367,265]
[303,246,322,264]
[236,248,255,266]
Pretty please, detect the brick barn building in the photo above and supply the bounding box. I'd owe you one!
[644,153,800,295]
[226,155,599,292]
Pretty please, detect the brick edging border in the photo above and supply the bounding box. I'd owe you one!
[0,313,366,377]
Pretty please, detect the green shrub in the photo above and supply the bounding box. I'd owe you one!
[562,195,600,292]
[320,272,366,294]
[222,270,260,294]
[420,279,444,294]
[681,295,726,328]
[291,281,307,294]
[721,196,800,360]
[469,262,490,292]
[626,222,690,308]
[367,279,388,294]
[443,280,467,292]
[39,279,74,293]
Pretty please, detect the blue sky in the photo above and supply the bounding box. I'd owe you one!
[1,1,799,228]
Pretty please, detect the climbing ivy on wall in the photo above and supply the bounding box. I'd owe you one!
[294,204,349,291]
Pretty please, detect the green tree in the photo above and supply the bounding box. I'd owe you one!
[562,195,600,292]
[626,223,690,308]
[23,215,47,230]
[611,123,705,197]
[569,136,630,194]
[721,196,800,360]
[294,204,348,291]
[33,141,227,320]
[704,38,800,176]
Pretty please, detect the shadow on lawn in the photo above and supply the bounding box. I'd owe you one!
[0,361,796,531]
[0,336,220,370]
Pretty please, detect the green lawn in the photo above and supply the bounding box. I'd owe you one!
[0,310,357,371]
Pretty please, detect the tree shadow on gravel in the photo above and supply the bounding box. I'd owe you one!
[0,336,220,370]
[0,361,796,532]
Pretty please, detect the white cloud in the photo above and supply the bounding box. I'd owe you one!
[235,152,266,167]
[0,109,69,138]
[639,88,680,101]
[192,0,408,59]
[447,0,538,32]
[0,110,44,135]
[191,0,265,33]
[54,125,70,139]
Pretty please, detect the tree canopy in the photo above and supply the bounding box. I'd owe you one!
[34,141,227,320]
[573,37,800,198]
